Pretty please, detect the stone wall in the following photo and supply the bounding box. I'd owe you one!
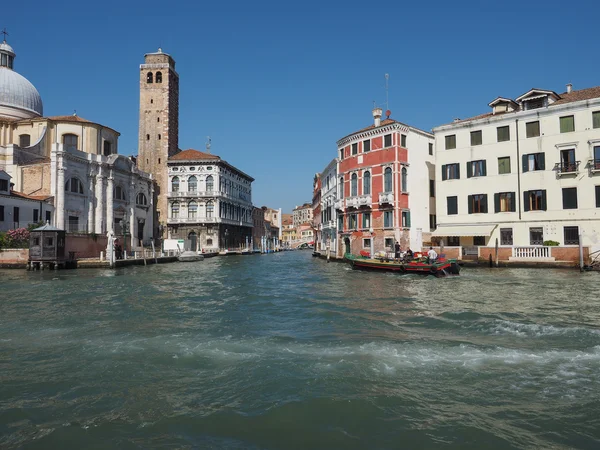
[0,248,29,267]
[65,234,108,259]
[20,163,51,196]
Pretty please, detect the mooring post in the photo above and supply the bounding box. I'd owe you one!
[495,238,499,267]
[579,234,584,272]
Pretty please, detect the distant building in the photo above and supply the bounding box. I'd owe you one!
[0,170,53,231]
[319,158,338,255]
[281,213,295,247]
[293,203,312,226]
[252,206,265,251]
[312,173,321,249]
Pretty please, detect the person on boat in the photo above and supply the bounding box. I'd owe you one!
[394,241,401,261]
[405,248,414,261]
[427,246,438,264]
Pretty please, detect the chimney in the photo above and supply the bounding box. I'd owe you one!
[372,107,383,127]
[566,83,572,94]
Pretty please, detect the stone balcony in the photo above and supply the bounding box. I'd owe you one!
[334,199,344,210]
[345,195,372,209]
[379,192,394,204]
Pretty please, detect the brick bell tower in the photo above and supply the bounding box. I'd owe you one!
[138,48,179,239]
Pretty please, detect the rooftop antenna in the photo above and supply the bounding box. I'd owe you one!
[385,73,389,112]
[1,28,8,43]
[206,136,211,153]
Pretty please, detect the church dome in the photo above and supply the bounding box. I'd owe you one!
[0,39,43,120]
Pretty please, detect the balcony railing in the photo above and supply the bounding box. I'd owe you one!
[345,194,372,209]
[512,246,551,259]
[334,199,344,210]
[588,159,600,173]
[554,161,580,175]
[169,190,250,202]
[379,192,394,204]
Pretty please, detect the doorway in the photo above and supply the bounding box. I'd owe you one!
[344,237,351,255]
[188,231,197,252]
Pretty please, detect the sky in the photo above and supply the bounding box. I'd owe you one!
[4,0,600,212]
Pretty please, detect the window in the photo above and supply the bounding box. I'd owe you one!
[114,185,126,200]
[467,160,487,178]
[351,143,358,155]
[146,134,150,140]
[206,175,213,192]
[593,111,600,129]
[188,176,197,192]
[362,212,371,228]
[338,215,343,231]
[401,211,411,228]
[401,134,407,148]
[171,176,180,192]
[526,121,540,138]
[530,227,543,245]
[597,186,600,208]
[363,238,371,248]
[447,196,458,215]
[384,134,392,147]
[447,236,460,246]
[0,179,8,191]
[594,146,600,170]
[171,202,180,218]
[363,171,371,195]
[562,187,578,209]
[524,97,546,110]
[429,214,436,230]
[564,226,579,245]
[14,206,19,223]
[0,205,4,221]
[206,201,214,218]
[157,117,160,123]
[497,126,510,142]
[560,115,575,133]
[494,192,515,212]
[384,167,392,192]
[559,149,577,173]
[401,167,407,192]
[385,238,394,249]
[33,209,39,222]
[156,71,162,83]
[339,148,344,160]
[363,140,371,152]
[498,157,511,174]
[384,210,393,228]
[158,134,161,140]
[62,134,78,151]
[445,135,456,150]
[66,177,84,194]
[468,194,488,214]
[470,130,482,146]
[351,173,358,196]
[349,214,357,230]
[473,236,485,246]
[68,215,78,233]
[188,201,198,218]
[429,179,435,197]
[19,134,30,147]
[45,237,53,246]
[103,141,112,156]
[500,228,513,245]
[429,143,433,155]
[522,153,545,172]
[146,72,153,83]
[339,176,344,199]
[441,163,460,180]
[523,190,547,211]
[46,211,51,223]
[136,193,148,205]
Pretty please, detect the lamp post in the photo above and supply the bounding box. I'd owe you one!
[120,215,129,259]
[158,223,165,256]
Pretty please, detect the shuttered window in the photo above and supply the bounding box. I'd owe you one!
[470,130,482,146]
[560,115,575,133]
[526,121,540,138]
[445,135,456,150]
[562,187,578,209]
[447,196,458,215]
[593,111,600,129]
[497,126,510,142]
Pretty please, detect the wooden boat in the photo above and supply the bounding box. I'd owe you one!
[345,253,460,277]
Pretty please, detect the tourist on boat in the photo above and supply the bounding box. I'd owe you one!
[427,246,438,264]
[405,248,414,261]
[394,241,401,261]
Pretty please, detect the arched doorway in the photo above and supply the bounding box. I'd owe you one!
[188,231,197,252]
[344,237,351,256]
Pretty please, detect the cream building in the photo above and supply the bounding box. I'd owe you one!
[293,203,312,226]
[0,37,154,246]
[319,158,338,253]
[432,84,600,255]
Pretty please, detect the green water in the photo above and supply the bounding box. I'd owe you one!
[1,252,599,449]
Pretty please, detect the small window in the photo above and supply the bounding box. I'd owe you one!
[526,121,540,138]
[494,192,515,213]
[33,237,40,246]
[171,202,180,218]
[500,228,513,245]
[103,140,112,156]
[339,148,344,160]
[158,134,161,140]
[447,236,460,246]
[363,171,371,195]
[46,211,51,223]
[351,173,358,196]
[66,177,84,194]
[114,185,126,200]
[33,209,39,222]
[150,99,153,104]
[562,187,578,209]
[428,142,433,155]
[429,214,436,230]
[383,210,393,228]
[429,179,435,197]
[524,190,546,211]
[384,167,393,192]
[593,111,600,129]
[188,175,197,192]
[206,201,214,218]
[362,212,371,229]
[401,167,407,192]
[497,126,510,142]
[401,211,411,228]
[385,238,394,249]
[146,134,150,140]
[19,134,31,147]
[0,205,3,221]
[146,72,153,83]
[530,227,543,245]
[172,176,180,192]
[442,163,460,180]
[188,201,198,218]
[473,236,486,246]
[468,194,488,214]
[349,214,358,230]
[522,153,545,172]
[62,134,78,151]
[467,160,486,178]
[384,134,392,147]
[363,140,371,152]
[498,157,511,174]
[157,117,160,122]
[564,226,579,245]
[363,238,371,248]
[401,134,407,147]
[470,130,482,146]
[445,135,456,150]
[560,115,575,133]
[0,179,8,192]
[596,185,600,208]
[351,143,358,155]
[206,175,214,192]
[447,196,458,215]
[136,193,148,205]
[45,237,54,246]
[156,71,162,83]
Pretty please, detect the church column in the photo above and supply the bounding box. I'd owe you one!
[107,170,114,233]
[148,181,154,242]
[95,167,105,234]
[87,168,96,233]
[56,155,65,229]
[129,177,136,248]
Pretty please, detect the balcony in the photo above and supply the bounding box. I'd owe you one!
[334,199,344,210]
[588,159,600,174]
[379,192,394,204]
[168,216,217,224]
[554,161,580,176]
[345,194,372,209]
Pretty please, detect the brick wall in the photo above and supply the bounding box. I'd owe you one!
[0,248,29,264]
[65,234,108,259]
[478,247,513,261]
[21,163,51,195]
[551,247,589,263]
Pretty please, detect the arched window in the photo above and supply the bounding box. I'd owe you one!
[146,72,153,83]
[206,201,214,218]
[206,175,214,192]
[114,185,126,200]
[339,176,344,199]
[136,193,148,206]
[188,201,198,218]
[62,134,78,151]
[19,134,30,148]
[401,167,407,192]
[363,171,371,195]
[156,71,162,83]
[171,202,179,218]
[171,176,180,192]
[188,176,197,192]
[65,177,84,194]
[351,173,358,196]
[384,167,393,192]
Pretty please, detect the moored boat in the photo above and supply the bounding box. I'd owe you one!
[345,254,460,277]
[178,251,205,262]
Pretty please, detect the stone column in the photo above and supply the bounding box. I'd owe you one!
[95,168,105,234]
[88,170,96,233]
[56,158,65,230]
[107,171,114,233]
[129,178,136,248]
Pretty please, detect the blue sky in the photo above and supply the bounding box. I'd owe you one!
[5,0,600,212]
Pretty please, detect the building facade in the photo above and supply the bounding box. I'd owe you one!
[0,170,54,231]
[166,149,254,252]
[293,203,312,226]
[319,158,338,254]
[311,173,321,249]
[432,84,600,256]
[336,108,435,256]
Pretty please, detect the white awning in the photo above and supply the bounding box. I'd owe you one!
[431,224,496,237]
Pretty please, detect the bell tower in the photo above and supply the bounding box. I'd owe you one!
[138,48,179,237]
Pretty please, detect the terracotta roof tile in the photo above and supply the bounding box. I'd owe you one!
[551,86,600,106]
[169,149,221,161]
[47,115,93,123]
[9,190,53,201]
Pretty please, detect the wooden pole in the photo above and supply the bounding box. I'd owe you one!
[579,234,584,272]
[495,238,499,267]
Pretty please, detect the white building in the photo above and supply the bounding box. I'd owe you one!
[0,170,54,231]
[319,158,338,253]
[432,84,600,255]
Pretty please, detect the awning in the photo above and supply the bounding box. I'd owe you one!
[431,224,496,237]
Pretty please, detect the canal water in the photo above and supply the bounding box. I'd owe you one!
[1,252,600,449]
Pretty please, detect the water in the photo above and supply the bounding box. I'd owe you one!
[1,252,600,449]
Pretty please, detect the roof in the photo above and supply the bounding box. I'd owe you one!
[47,115,93,123]
[169,149,221,161]
[32,222,62,231]
[9,190,53,201]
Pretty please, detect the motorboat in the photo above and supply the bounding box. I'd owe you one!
[178,251,205,262]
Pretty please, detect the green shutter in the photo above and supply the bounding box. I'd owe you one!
[523,191,530,212]
[539,153,545,170]
[541,190,547,211]
[442,165,447,181]
[482,195,488,213]
[482,160,487,176]
[468,195,473,214]
[560,116,575,133]
[406,211,411,228]
[593,111,600,129]
[494,193,500,213]
[467,162,473,178]
[511,192,516,212]
[522,154,528,173]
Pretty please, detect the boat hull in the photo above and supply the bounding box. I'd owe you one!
[348,256,460,277]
